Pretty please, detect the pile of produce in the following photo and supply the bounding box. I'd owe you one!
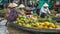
[0,9,7,15]
[13,15,60,29]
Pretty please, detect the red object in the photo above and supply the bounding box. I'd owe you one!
[25,12,32,15]
[54,5,58,8]
[54,4,60,9]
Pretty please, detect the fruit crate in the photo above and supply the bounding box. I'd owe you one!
[9,22,60,34]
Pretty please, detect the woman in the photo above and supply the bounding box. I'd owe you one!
[18,4,25,15]
[40,3,51,18]
[6,3,20,21]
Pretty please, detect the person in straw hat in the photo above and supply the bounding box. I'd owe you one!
[18,4,25,15]
[5,3,20,21]
[40,3,51,18]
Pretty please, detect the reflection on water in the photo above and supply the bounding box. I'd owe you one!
[0,18,8,34]
[0,26,8,34]
[0,17,31,34]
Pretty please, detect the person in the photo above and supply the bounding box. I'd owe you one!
[40,3,51,18]
[18,4,25,15]
[5,3,20,21]
[36,8,40,16]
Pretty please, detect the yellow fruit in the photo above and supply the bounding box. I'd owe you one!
[56,25,60,28]
[21,21,24,23]
[25,24,31,28]
[17,20,20,23]
[49,23,55,28]
[49,27,54,29]
[41,23,44,25]
[44,22,49,26]
[30,17,36,20]
[44,26,48,29]
[17,18,19,20]
[31,23,35,25]
[29,17,34,21]
[37,25,43,29]
[22,23,26,26]
[19,23,22,26]
[35,23,40,27]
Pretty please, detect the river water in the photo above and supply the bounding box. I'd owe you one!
[0,18,31,34]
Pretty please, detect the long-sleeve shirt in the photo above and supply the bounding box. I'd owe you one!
[17,9,25,15]
[40,7,51,15]
[9,8,20,21]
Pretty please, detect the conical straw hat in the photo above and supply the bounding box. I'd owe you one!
[43,3,48,7]
[19,4,25,8]
[8,3,18,7]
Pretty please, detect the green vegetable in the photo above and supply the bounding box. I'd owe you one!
[0,9,7,15]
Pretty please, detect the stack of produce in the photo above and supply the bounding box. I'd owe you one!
[13,15,60,29]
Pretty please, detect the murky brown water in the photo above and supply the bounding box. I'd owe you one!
[0,18,31,34]
[8,26,31,34]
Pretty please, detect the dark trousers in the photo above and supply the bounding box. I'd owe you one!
[40,13,46,18]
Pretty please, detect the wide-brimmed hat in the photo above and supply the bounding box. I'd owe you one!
[19,4,25,8]
[8,3,18,8]
[43,3,48,7]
